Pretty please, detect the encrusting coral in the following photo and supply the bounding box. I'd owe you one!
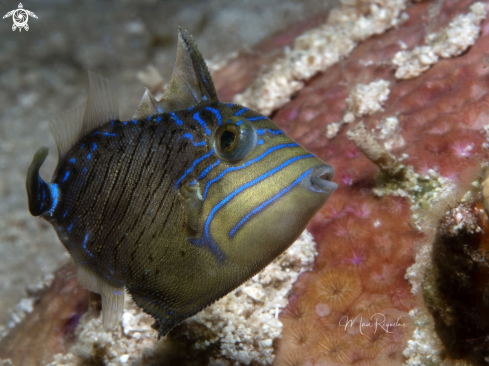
[3,0,489,365]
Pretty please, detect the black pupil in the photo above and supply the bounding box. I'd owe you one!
[221,130,236,150]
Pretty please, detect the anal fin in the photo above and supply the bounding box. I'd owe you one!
[75,264,124,331]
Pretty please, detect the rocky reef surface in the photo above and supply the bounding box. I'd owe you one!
[2,0,489,365]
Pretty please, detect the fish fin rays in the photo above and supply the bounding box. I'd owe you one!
[49,104,85,158]
[157,28,218,112]
[128,287,181,338]
[132,88,163,119]
[50,71,119,159]
[75,263,124,331]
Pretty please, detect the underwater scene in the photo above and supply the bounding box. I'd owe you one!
[1,0,489,365]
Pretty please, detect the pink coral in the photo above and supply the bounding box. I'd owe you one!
[273,0,489,364]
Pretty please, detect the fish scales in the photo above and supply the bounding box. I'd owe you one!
[26,29,337,336]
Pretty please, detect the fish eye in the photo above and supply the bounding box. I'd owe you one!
[214,117,257,161]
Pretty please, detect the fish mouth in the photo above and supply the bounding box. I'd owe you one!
[308,164,337,194]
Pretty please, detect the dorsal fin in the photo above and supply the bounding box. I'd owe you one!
[132,88,163,119]
[49,71,119,159]
[158,28,218,112]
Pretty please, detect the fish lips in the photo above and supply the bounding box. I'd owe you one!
[307,164,337,195]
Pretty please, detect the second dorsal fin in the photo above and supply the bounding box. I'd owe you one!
[159,28,218,112]
[49,71,119,159]
[132,88,163,119]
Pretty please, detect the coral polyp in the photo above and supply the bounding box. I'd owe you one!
[311,270,362,313]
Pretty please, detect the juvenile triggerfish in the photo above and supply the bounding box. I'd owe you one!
[26,29,337,336]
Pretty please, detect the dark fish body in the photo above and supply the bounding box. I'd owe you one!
[26,30,337,336]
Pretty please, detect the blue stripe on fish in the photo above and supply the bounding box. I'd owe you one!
[61,171,70,183]
[170,112,184,126]
[181,133,206,147]
[234,108,248,116]
[47,182,60,215]
[205,107,222,125]
[192,112,211,135]
[229,168,313,238]
[175,149,215,188]
[202,143,299,200]
[247,116,267,121]
[197,160,220,181]
[190,154,314,261]
[256,129,283,135]
[82,233,94,258]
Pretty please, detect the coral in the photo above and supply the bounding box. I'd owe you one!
[0,264,89,366]
[393,3,486,79]
[424,197,489,363]
[233,0,409,115]
[311,270,362,312]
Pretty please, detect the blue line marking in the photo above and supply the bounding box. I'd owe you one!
[256,129,284,135]
[110,120,115,126]
[103,132,117,137]
[236,120,242,126]
[132,119,137,124]
[67,223,73,233]
[202,143,299,200]
[181,133,207,147]
[93,131,99,135]
[205,107,222,125]
[87,153,91,160]
[62,211,68,218]
[197,160,220,181]
[257,139,264,145]
[191,154,314,262]
[92,142,97,151]
[229,168,312,238]
[82,233,94,258]
[193,112,211,135]
[61,171,70,183]
[40,186,45,210]
[234,108,248,116]
[47,183,60,215]
[69,158,76,164]
[247,116,267,121]
[156,116,162,123]
[170,112,184,126]
[147,115,153,121]
[122,121,128,125]
[189,180,197,186]
[174,149,215,188]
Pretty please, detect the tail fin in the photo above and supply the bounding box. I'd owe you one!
[26,147,57,216]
